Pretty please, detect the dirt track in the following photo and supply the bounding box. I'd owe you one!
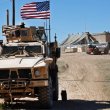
[1,52,110,110]
[58,52,110,101]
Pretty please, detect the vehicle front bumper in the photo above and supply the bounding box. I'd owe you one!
[0,79,49,94]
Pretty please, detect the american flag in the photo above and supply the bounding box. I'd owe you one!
[21,1,50,19]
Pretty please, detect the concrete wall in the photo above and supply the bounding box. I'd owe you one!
[92,32,110,43]
[106,33,110,42]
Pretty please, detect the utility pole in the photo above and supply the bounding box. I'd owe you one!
[6,9,9,25]
[12,0,15,25]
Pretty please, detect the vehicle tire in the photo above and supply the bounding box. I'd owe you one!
[93,48,99,55]
[38,78,53,109]
[52,65,59,101]
[104,49,109,54]
[53,76,58,101]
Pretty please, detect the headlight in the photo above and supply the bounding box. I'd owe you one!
[35,70,40,76]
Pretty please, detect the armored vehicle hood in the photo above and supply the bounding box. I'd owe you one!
[0,57,46,69]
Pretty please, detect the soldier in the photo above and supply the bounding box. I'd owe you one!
[20,22,25,28]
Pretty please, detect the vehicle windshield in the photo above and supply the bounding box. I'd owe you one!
[0,45,42,57]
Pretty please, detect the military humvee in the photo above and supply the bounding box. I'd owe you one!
[0,24,60,108]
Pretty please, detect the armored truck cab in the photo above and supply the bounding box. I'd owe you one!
[0,25,60,108]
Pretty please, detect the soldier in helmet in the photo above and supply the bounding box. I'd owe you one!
[20,22,25,28]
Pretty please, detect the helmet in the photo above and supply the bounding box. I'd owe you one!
[21,22,25,25]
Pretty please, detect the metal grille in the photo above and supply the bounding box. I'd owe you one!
[0,69,31,89]
[0,69,31,79]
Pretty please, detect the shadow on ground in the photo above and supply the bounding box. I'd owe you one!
[4,100,110,110]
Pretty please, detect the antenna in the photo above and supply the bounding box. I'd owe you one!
[6,9,9,25]
[47,0,51,43]
[49,19,51,42]
[85,23,87,32]
[12,0,15,25]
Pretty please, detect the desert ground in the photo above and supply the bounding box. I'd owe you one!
[58,52,110,101]
[1,52,110,110]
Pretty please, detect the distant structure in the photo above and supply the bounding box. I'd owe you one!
[92,31,110,43]
[60,31,110,53]
[61,32,96,45]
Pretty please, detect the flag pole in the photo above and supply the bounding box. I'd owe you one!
[48,0,51,43]
[49,18,51,43]
[46,19,48,42]
[12,0,15,25]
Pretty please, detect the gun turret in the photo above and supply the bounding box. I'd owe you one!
[2,25,46,43]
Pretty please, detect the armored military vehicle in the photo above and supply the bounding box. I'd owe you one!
[0,24,60,108]
[86,42,109,55]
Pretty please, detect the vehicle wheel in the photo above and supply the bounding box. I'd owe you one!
[38,78,53,109]
[53,76,58,101]
[93,48,99,55]
[104,49,109,54]
[52,65,59,101]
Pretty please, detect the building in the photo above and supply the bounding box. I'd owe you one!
[61,31,110,53]
[60,32,97,53]
[92,32,110,43]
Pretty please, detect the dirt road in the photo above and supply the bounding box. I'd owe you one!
[58,52,110,101]
[2,52,110,110]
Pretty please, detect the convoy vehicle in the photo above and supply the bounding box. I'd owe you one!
[0,24,60,108]
[86,42,109,55]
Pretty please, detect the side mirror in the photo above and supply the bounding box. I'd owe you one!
[56,48,60,58]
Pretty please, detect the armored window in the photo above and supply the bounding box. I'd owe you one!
[20,30,28,37]
[15,30,20,37]
[25,46,42,54]
[2,46,18,55]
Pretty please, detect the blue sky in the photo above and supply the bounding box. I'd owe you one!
[0,0,110,43]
